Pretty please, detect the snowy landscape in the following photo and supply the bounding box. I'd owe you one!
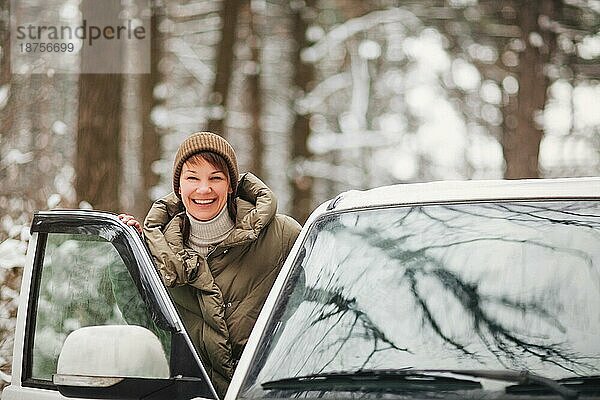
[1,0,599,391]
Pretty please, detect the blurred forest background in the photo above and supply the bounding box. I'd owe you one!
[0,0,599,388]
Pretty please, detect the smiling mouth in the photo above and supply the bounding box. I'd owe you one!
[192,199,216,205]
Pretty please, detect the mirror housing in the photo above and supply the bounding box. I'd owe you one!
[53,325,170,399]
[56,325,169,380]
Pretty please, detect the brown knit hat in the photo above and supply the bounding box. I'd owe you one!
[172,132,239,198]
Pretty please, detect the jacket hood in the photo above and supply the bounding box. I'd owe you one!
[225,173,277,245]
[143,172,278,257]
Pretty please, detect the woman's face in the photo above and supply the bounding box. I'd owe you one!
[179,156,231,221]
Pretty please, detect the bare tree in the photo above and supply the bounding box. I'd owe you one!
[0,1,11,147]
[139,1,164,216]
[75,1,123,211]
[502,0,558,179]
[249,5,264,177]
[290,1,317,224]
[207,0,242,135]
[0,2,67,229]
[76,75,123,211]
[0,1,15,229]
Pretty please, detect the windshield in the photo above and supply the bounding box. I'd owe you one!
[239,200,600,398]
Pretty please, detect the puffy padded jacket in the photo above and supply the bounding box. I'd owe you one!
[143,173,301,397]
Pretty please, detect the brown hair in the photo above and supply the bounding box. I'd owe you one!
[184,152,237,221]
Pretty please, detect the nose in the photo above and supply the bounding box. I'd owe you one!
[195,182,212,194]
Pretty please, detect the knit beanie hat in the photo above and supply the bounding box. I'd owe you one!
[172,132,239,198]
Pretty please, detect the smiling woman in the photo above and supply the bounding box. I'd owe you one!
[118,131,301,398]
[179,154,233,222]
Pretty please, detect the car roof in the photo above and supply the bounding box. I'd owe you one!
[329,177,600,211]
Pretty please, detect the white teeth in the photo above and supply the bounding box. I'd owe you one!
[192,199,214,205]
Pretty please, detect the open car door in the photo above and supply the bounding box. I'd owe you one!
[3,210,217,400]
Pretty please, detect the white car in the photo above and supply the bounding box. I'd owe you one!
[3,177,599,400]
[227,177,600,400]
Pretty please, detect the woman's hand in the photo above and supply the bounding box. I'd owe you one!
[118,214,142,234]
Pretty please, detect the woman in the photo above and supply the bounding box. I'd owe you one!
[119,131,301,397]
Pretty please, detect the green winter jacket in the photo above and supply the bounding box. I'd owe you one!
[143,173,301,397]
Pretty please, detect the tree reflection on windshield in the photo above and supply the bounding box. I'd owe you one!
[242,201,600,397]
[301,285,411,372]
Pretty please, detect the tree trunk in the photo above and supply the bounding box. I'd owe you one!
[0,0,13,241]
[502,0,556,179]
[75,0,123,211]
[290,1,316,224]
[0,1,15,177]
[0,0,10,92]
[0,0,12,166]
[207,0,241,135]
[76,74,122,211]
[139,2,163,216]
[248,4,263,177]
[0,3,54,226]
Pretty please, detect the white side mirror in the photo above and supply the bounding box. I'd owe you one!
[54,325,169,387]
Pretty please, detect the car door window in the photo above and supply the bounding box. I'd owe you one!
[29,232,171,382]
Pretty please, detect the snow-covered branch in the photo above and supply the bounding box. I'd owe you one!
[301,8,421,63]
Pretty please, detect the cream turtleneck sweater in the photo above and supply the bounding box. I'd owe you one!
[186,205,235,257]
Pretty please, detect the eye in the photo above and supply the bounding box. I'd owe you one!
[210,176,224,181]
[187,176,198,181]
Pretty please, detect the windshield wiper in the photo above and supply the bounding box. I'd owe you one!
[429,369,579,400]
[262,369,579,400]
[507,375,600,397]
[262,368,483,392]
